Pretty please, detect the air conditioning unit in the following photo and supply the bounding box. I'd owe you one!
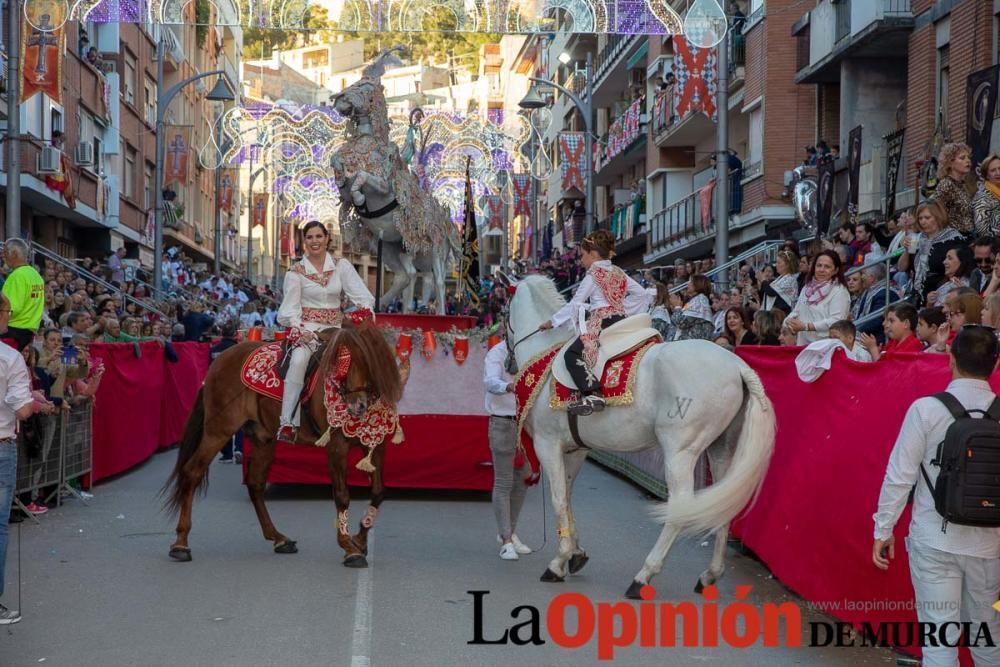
[37,146,61,174]
[75,142,94,166]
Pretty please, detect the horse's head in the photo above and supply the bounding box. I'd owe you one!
[324,323,404,418]
[505,275,568,373]
[332,81,372,121]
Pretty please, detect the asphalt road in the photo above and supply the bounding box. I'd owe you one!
[0,451,897,667]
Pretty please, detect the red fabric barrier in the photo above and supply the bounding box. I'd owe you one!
[734,347,987,659]
[262,415,493,490]
[158,343,210,449]
[90,342,210,482]
[375,314,478,333]
[90,342,166,481]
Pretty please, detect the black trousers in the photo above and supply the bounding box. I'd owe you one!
[564,315,624,395]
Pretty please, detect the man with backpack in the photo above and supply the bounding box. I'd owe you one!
[872,325,1000,666]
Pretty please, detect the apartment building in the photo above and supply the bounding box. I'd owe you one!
[644,0,807,271]
[159,7,242,271]
[791,0,996,230]
[0,8,241,271]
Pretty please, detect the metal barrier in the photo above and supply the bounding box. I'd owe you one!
[13,402,93,523]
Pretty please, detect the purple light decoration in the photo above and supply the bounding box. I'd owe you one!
[273,176,292,193]
[301,175,316,189]
[311,145,326,162]
[487,108,505,126]
[491,149,512,171]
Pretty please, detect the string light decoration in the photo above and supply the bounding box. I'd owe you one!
[75,0,689,34]
[212,100,531,243]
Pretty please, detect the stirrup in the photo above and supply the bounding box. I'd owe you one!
[584,395,606,413]
[276,424,298,443]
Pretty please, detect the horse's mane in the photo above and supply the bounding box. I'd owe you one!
[322,322,403,406]
[520,275,566,316]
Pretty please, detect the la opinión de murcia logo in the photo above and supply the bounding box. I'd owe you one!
[468,587,997,660]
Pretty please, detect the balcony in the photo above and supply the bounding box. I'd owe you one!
[795,0,913,84]
[645,189,709,258]
[651,86,715,149]
[594,98,647,186]
[591,35,645,106]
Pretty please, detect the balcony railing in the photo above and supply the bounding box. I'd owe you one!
[884,0,911,16]
[646,189,706,253]
[835,0,851,42]
[741,160,763,183]
[730,33,746,70]
[595,97,645,172]
[593,34,636,84]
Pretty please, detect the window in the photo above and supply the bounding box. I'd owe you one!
[748,105,763,166]
[144,77,156,125]
[123,145,136,199]
[50,108,63,136]
[144,162,153,210]
[79,113,104,174]
[123,51,137,106]
[937,45,950,130]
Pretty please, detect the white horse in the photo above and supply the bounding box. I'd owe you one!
[508,275,776,597]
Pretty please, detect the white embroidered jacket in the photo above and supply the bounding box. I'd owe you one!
[277,254,375,332]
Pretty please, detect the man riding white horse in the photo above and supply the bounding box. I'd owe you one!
[538,230,651,415]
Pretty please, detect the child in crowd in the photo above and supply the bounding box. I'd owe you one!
[916,307,947,351]
[828,320,872,362]
[859,303,923,361]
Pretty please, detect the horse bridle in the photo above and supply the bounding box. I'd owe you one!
[502,303,542,375]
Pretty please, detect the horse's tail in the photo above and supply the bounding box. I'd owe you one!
[161,387,208,516]
[651,362,775,535]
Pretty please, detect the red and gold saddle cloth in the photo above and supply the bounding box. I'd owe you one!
[513,339,656,482]
[550,340,655,410]
[241,343,286,401]
[239,342,322,403]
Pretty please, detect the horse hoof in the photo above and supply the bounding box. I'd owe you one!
[344,554,368,568]
[625,580,645,599]
[540,568,564,583]
[694,579,705,595]
[274,540,298,554]
[568,552,589,575]
[169,547,192,562]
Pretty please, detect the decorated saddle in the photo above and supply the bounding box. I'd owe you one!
[240,342,323,403]
[241,339,402,473]
[550,313,661,394]
[512,329,660,481]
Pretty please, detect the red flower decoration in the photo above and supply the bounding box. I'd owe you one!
[507,285,518,296]
[350,308,374,326]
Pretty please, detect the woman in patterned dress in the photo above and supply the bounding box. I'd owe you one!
[538,230,650,416]
[275,221,375,442]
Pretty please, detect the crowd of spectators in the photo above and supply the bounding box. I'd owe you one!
[639,142,1000,362]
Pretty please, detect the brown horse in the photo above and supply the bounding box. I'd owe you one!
[162,322,404,567]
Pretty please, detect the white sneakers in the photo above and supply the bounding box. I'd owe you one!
[497,534,533,560]
[499,543,519,560]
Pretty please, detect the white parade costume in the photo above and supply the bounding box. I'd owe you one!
[276,254,375,432]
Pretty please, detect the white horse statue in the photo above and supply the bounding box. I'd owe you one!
[329,49,459,314]
[507,275,776,597]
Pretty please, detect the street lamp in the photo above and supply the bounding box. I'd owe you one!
[519,51,595,236]
[153,32,235,294]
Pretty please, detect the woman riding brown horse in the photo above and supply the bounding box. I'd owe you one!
[163,321,404,567]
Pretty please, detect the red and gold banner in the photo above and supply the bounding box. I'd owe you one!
[163,126,191,187]
[672,35,718,123]
[279,221,292,256]
[558,132,586,192]
[218,170,235,212]
[21,12,65,105]
[251,193,268,228]
[512,174,532,218]
[486,195,503,230]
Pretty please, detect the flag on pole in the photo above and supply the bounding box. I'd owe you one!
[461,158,480,307]
[21,9,65,105]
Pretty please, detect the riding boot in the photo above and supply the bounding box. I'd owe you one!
[278,380,304,442]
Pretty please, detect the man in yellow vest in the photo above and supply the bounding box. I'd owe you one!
[1,239,45,351]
